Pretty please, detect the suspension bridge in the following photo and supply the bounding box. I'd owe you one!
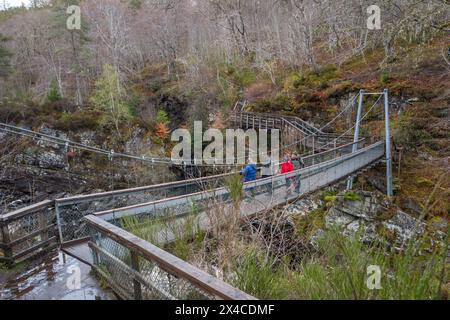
[0,89,393,300]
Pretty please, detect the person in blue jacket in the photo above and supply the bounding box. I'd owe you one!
[241,159,257,182]
[241,158,257,200]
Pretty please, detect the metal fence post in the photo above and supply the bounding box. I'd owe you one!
[312,136,315,155]
[38,209,48,242]
[347,90,364,190]
[334,140,337,158]
[384,89,394,197]
[88,226,99,266]
[55,202,64,244]
[130,251,143,300]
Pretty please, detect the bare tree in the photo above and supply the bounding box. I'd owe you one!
[0,0,448,104]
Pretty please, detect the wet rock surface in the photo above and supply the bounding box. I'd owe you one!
[0,124,176,214]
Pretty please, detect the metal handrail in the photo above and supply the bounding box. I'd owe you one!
[1,200,54,222]
[234,111,323,135]
[0,122,233,167]
[94,141,385,222]
[55,172,234,206]
[85,214,256,300]
[301,138,365,162]
[0,200,57,265]
[0,122,174,164]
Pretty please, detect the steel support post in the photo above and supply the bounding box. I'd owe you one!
[347,90,364,190]
[384,89,394,197]
[55,203,64,244]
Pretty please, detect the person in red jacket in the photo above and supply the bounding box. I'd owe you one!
[281,155,294,174]
[281,155,295,196]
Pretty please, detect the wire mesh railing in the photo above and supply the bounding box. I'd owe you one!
[0,200,58,265]
[55,138,366,244]
[95,142,386,226]
[300,139,366,167]
[85,215,256,300]
[229,112,355,154]
[55,172,236,245]
[83,142,384,300]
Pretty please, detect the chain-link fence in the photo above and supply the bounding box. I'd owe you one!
[85,215,255,300]
[0,200,57,265]
[95,142,386,228]
[83,142,385,300]
[229,111,356,153]
[55,173,234,244]
[300,139,366,167]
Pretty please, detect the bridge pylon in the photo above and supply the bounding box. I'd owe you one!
[346,89,393,197]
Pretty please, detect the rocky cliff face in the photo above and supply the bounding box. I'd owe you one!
[0,124,175,214]
[321,191,447,251]
[284,188,447,255]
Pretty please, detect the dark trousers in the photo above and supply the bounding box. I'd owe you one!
[295,177,301,193]
[261,175,273,194]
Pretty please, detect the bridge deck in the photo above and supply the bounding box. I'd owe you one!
[62,242,93,266]
[61,184,290,263]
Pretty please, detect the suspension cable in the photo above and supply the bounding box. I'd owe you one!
[224,92,360,164]
[298,92,384,158]
[0,91,378,168]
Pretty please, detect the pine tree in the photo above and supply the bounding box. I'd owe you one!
[156,110,169,124]
[47,79,61,102]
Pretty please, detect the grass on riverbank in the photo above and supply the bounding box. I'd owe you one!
[122,207,449,300]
